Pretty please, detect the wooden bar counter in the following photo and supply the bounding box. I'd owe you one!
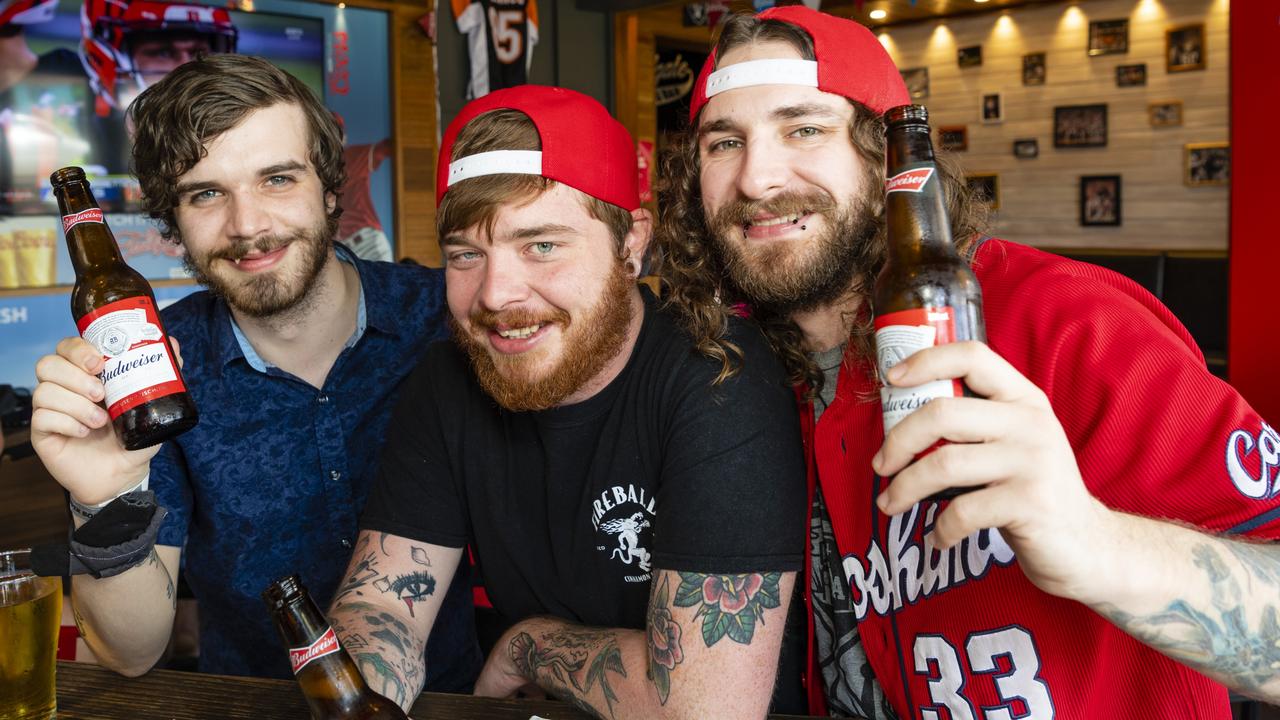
[54,661,832,719]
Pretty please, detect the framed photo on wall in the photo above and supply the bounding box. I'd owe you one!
[981,93,1003,123]
[1167,24,1206,72]
[1185,143,1230,186]
[1088,19,1129,56]
[958,45,982,68]
[1054,104,1108,148]
[1080,175,1122,226]
[1149,102,1183,127]
[1022,52,1046,85]
[900,67,930,99]
[965,174,999,209]
[1013,139,1039,159]
[938,126,968,152]
[1116,64,1147,87]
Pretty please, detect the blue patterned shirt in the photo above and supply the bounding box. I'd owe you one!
[152,245,481,687]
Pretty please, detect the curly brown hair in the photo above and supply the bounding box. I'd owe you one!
[654,12,989,395]
[127,54,346,243]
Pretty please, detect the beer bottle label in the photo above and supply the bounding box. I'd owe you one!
[288,626,341,674]
[885,165,936,194]
[873,306,965,435]
[76,297,186,419]
[61,208,104,233]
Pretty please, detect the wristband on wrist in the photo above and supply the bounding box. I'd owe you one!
[32,491,167,579]
[70,473,150,522]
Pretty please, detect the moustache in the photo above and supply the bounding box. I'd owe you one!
[711,190,839,232]
[209,236,292,263]
[467,306,572,333]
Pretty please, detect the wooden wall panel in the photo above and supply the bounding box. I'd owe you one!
[613,1,754,147]
[877,0,1229,251]
[389,1,441,266]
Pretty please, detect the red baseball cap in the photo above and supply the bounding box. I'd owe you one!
[436,85,640,211]
[688,6,909,123]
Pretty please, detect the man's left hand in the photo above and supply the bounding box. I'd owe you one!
[872,341,1120,604]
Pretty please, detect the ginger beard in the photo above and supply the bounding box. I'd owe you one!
[182,217,335,318]
[452,258,635,412]
[708,188,879,314]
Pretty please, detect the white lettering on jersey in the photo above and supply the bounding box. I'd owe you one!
[843,502,1016,621]
[1227,421,1280,500]
[916,626,1056,719]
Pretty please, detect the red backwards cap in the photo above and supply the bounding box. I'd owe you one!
[436,85,640,211]
[688,5,909,123]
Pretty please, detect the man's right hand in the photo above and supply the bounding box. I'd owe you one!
[31,336,180,506]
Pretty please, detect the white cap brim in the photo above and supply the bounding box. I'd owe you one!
[705,58,819,98]
[447,150,543,187]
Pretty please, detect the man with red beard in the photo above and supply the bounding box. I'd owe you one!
[327,85,809,717]
[656,6,1280,720]
[27,54,481,689]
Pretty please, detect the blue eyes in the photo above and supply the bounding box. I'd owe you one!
[706,126,824,154]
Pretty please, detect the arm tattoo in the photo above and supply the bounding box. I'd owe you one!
[330,602,424,707]
[646,576,684,705]
[355,652,407,706]
[1098,541,1280,698]
[146,549,175,607]
[333,536,380,603]
[510,626,628,720]
[329,538,435,709]
[378,570,435,618]
[673,571,782,647]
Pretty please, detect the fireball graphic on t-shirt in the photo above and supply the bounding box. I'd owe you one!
[601,512,652,573]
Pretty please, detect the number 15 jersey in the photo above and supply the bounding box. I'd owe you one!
[452,0,539,99]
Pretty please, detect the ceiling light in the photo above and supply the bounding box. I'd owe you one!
[975,0,990,3]
[870,9,887,19]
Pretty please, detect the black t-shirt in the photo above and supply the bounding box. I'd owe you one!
[361,291,806,632]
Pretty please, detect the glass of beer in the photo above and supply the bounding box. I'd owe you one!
[14,229,57,288]
[0,231,19,289]
[0,549,62,720]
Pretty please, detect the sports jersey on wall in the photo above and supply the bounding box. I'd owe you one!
[452,0,538,99]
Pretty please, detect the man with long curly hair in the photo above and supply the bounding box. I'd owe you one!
[655,6,1280,719]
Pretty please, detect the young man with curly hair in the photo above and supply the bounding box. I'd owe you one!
[326,85,810,717]
[28,54,481,689]
[656,6,1280,718]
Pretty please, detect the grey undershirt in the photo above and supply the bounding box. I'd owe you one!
[809,345,896,719]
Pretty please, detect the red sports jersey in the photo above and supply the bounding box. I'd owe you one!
[803,239,1278,719]
[452,0,538,99]
[338,142,386,239]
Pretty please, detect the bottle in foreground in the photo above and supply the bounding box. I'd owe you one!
[50,166,198,451]
[263,575,410,720]
[872,104,987,502]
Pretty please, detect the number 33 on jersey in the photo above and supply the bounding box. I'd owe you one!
[452,0,539,99]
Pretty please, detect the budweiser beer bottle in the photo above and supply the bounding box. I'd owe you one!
[872,105,986,501]
[263,575,410,720]
[50,166,198,450]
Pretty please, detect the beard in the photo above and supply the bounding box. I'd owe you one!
[708,188,879,314]
[183,217,335,318]
[451,259,635,412]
